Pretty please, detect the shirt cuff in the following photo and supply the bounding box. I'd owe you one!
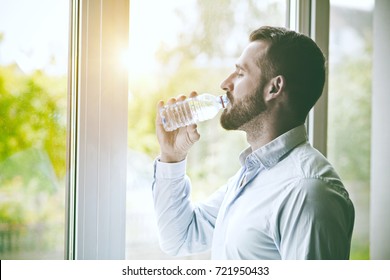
[154,158,187,179]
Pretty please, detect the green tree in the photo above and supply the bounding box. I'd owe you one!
[0,64,67,256]
[0,66,67,178]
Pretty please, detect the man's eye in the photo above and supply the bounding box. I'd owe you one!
[236,70,244,77]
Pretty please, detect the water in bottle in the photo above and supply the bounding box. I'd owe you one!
[159,93,229,131]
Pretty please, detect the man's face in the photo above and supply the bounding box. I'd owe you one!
[220,41,269,131]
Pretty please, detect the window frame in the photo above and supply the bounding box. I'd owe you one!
[288,0,330,156]
[66,0,129,260]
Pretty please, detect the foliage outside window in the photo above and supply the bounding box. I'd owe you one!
[328,1,373,259]
[0,0,68,259]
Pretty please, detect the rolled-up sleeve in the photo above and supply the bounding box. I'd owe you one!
[152,159,226,256]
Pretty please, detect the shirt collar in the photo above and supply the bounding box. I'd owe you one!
[239,124,308,169]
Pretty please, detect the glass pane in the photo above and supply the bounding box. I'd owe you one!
[126,0,286,259]
[328,0,374,259]
[0,0,69,259]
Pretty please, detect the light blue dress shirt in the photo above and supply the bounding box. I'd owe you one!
[152,125,355,259]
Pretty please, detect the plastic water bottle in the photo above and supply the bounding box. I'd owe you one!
[159,93,229,131]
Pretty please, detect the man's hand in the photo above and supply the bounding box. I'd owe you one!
[156,91,201,163]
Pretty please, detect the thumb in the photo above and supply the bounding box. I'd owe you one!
[186,124,200,143]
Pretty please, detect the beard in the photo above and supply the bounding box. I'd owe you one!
[220,84,267,131]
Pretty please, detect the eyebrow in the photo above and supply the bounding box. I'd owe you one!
[235,63,248,71]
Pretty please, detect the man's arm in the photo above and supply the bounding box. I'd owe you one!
[275,178,355,259]
[153,91,224,256]
[153,159,226,256]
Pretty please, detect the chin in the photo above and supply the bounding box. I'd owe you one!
[220,115,239,131]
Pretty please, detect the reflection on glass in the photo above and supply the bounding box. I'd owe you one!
[0,0,68,259]
[328,0,374,259]
[126,0,286,259]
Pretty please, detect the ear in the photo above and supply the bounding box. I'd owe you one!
[264,75,285,101]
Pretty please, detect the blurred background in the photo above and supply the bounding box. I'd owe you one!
[0,0,68,258]
[0,0,373,259]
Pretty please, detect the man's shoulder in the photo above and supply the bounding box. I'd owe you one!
[270,142,349,199]
[288,142,341,181]
[283,144,351,205]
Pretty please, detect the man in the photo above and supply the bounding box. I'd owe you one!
[152,26,355,259]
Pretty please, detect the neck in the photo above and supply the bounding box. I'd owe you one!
[243,113,303,151]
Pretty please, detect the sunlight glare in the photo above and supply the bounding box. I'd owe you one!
[126,0,195,77]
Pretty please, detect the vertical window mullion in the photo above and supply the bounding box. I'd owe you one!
[289,0,330,156]
[65,0,80,260]
[67,0,129,260]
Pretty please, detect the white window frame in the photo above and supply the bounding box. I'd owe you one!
[66,0,129,260]
[65,0,329,260]
[288,0,330,156]
[370,0,390,259]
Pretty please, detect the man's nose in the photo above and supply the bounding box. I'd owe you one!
[220,73,234,92]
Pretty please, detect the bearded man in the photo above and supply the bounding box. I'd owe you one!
[152,26,355,260]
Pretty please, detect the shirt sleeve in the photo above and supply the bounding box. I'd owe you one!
[152,158,226,256]
[275,178,355,260]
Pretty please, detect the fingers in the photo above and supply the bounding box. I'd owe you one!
[156,100,164,110]
[156,91,199,130]
[189,91,198,98]
[167,97,177,105]
[159,91,197,106]
[187,124,201,142]
[176,95,186,102]
[156,100,164,125]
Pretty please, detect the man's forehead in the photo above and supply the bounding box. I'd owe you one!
[237,40,269,70]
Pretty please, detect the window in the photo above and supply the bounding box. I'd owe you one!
[328,0,374,259]
[0,0,69,259]
[125,0,287,259]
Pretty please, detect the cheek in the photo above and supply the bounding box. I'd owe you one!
[233,78,258,102]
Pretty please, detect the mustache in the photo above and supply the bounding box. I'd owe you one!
[226,91,234,103]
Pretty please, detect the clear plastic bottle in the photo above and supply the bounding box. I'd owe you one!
[159,93,229,131]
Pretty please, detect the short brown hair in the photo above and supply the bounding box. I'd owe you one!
[249,26,326,122]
